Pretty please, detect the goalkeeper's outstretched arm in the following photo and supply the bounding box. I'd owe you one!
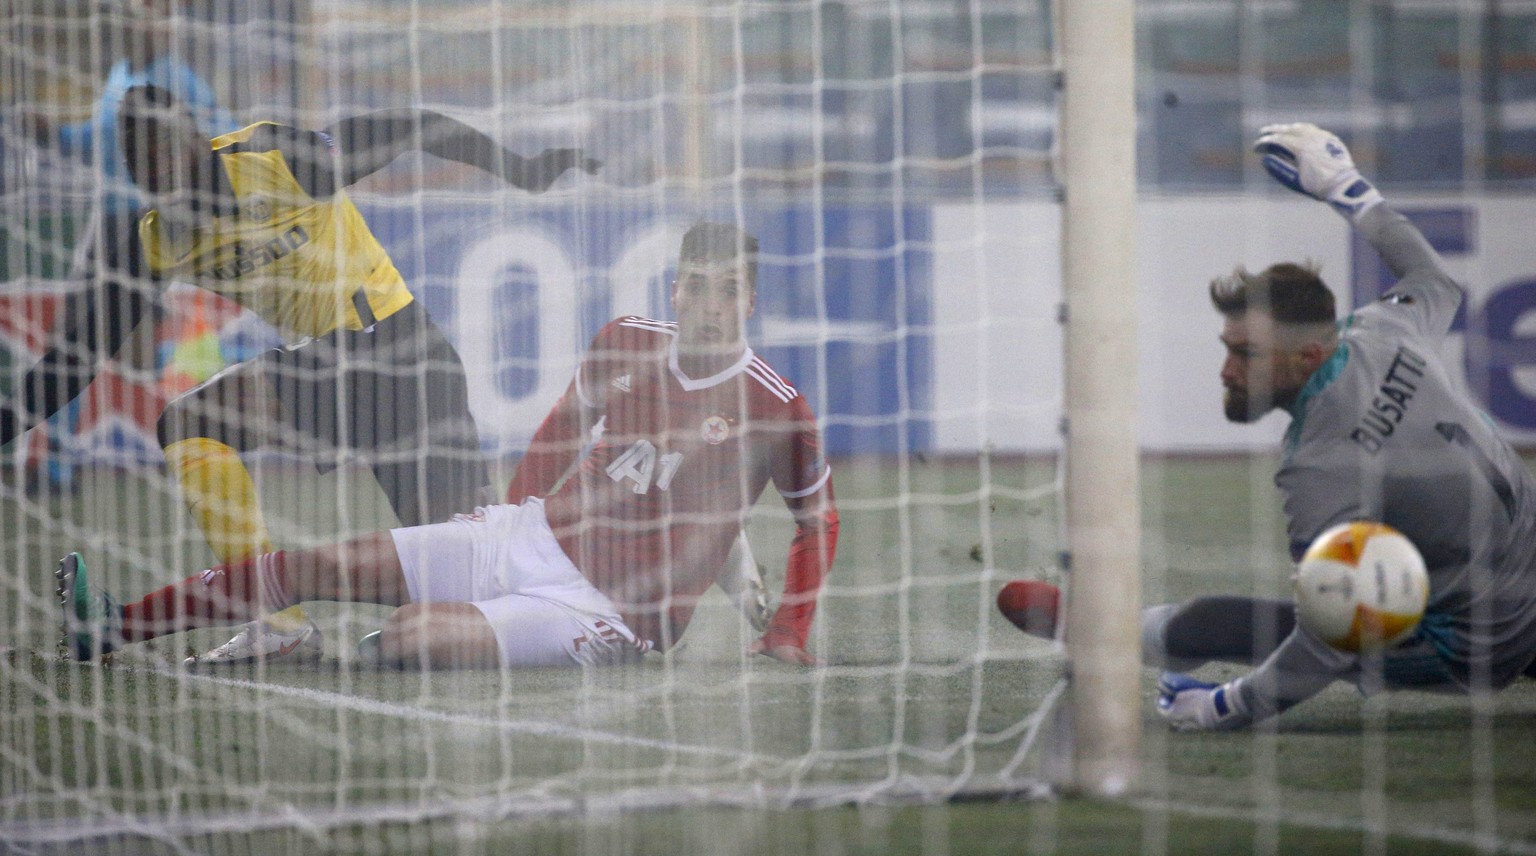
[317,109,601,194]
[1254,122,1463,340]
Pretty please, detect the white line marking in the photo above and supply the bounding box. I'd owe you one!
[1126,797,1536,856]
[174,668,763,762]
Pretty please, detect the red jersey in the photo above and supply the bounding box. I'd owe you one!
[508,316,838,651]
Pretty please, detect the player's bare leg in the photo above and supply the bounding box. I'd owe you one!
[357,603,501,669]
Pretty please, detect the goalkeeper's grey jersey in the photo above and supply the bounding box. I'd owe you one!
[1275,204,1536,690]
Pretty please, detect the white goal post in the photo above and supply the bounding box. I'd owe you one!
[1059,0,1142,796]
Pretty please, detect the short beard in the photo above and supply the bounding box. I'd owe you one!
[1224,388,1265,424]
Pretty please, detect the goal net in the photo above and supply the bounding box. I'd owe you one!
[1,0,1084,847]
[11,0,1531,852]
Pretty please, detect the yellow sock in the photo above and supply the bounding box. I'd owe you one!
[163,437,310,631]
[163,437,274,562]
[259,604,311,633]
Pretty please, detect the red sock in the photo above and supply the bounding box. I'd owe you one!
[121,552,294,643]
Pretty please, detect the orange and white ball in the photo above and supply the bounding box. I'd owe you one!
[1294,521,1429,652]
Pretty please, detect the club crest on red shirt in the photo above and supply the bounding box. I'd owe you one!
[700,415,730,445]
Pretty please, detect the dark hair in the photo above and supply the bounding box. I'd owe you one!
[678,221,759,288]
[119,83,183,146]
[119,83,199,186]
[120,83,178,122]
[1209,262,1335,325]
[119,82,205,144]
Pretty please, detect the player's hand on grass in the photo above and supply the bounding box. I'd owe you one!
[750,637,821,666]
[1156,672,1252,732]
[1253,122,1382,218]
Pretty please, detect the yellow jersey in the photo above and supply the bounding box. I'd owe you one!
[139,122,414,342]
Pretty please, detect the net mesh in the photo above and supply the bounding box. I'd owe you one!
[6,1,1536,853]
[1,1,1071,847]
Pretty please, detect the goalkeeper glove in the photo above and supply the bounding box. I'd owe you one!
[1253,123,1383,219]
[1156,672,1252,732]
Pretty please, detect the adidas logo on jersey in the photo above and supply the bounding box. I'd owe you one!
[611,374,633,393]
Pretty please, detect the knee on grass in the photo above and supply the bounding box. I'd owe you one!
[378,603,501,669]
[1146,596,1296,670]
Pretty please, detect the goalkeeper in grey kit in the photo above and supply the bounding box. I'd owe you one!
[1002,123,1536,730]
[1155,123,1536,729]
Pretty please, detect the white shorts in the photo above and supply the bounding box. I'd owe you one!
[390,498,643,667]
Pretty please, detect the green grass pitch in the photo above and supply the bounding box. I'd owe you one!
[1,456,1534,855]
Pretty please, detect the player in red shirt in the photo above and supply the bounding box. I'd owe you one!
[56,222,840,668]
[507,223,837,660]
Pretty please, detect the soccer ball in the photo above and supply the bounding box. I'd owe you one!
[1293,521,1429,652]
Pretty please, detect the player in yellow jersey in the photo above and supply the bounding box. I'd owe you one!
[3,83,599,664]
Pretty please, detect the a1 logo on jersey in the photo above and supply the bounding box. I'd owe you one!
[608,440,683,494]
[700,415,731,445]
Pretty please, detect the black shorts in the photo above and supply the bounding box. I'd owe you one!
[261,299,487,526]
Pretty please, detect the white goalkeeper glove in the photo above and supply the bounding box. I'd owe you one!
[1253,123,1383,219]
[1156,672,1253,732]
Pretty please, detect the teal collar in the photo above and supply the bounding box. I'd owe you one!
[1282,315,1353,456]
